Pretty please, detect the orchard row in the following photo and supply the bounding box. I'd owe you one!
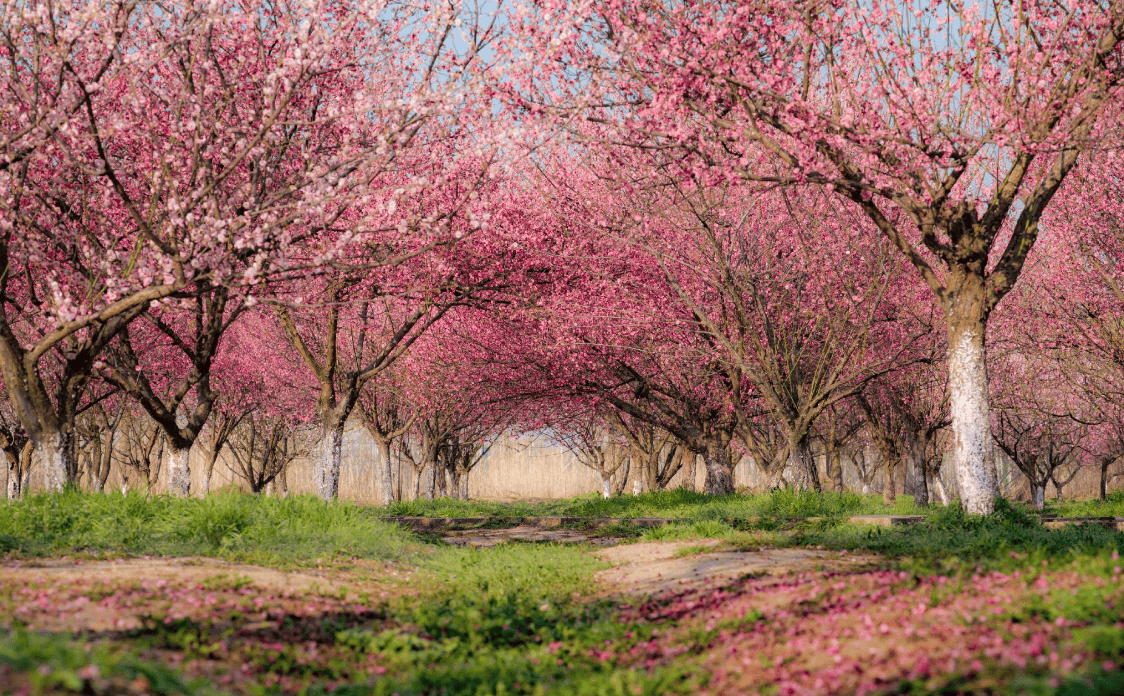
[2,0,1124,512]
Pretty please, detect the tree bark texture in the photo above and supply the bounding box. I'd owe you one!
[902,431,929,506]
[318,422,344,501]
[947,318,998,514]
[934,476,949,506]
[36,430,72,493]
[702,441,735,495]
[1030,482,1045,510]
[378,440,395,507]
[685,453,697,492]
[166,445,192,497]
[787,439,821,492]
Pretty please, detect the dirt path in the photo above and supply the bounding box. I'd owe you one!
[0,535,882,636]
[594,541,879,596]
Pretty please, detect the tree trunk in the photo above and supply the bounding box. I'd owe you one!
[787,439,820,492]
[1030,481,1045,510]
[166,445,192,497]
[947,312,998,514]
[6,456,19,500]
[423,466,436,500]
[458,471,470,500]
[883,455,897,505]
[36,430,73,493]
[278,464,289,498]
[1101,457,1115,501]
[601,472,612,498]
[318,421,344,501]
[95,434,113,494]
[684,453,697,492]
[702,441,735,495]
[934,476,949,506]
[446,466,461,501]
[826,441,844,493]
[612,458,631,496]
[201,455,217,497]
[378,439,395,507]
[643,455,657,493]
[902,431,929,506]
[438,466,449,498]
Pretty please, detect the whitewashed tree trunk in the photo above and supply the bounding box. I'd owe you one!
[934,476,949,506]
[318,424,344,501]
[458,474,469,501]
[200,467,212,497]
[601,473,612,498]
[37,432,68,493]
[7,469,18,499]
[947,321,998,514]
[166,446,192,497]
[377,440,395,507]
[1030,482,1045,509]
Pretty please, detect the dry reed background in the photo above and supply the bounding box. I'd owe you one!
[4,422,1115,504]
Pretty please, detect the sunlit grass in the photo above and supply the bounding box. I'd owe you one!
[0,489,423,566]
[384,488,928,520]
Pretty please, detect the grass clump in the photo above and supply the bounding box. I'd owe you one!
[0,627,213,695]
[384,488,927,521]
[640,519,742,542]
[788,498,1124,572]
[332,582,701,696]
[1049,491,1124,518]
[420,542,609,601]
[330,594,701,696]
[0,489,423,566]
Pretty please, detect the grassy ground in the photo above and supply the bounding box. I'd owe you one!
[383,488,928,519]
[3,491,1124,695]
[1050,491,1124,517]
[0,490,424,567]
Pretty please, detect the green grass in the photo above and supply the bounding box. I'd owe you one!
[1049,491,1124,517]
[385,488,927,520]
[329,591,701,696]
[0,489,423,566]
[784,498,1124,572]
[0,627,216,695]
[420,542,610,601]
[6,490,1124,695]
[639,519,744,542]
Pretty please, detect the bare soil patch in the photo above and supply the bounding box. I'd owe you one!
[594,541,880,596]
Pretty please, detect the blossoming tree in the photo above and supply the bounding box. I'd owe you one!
[506,0,1124,512]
